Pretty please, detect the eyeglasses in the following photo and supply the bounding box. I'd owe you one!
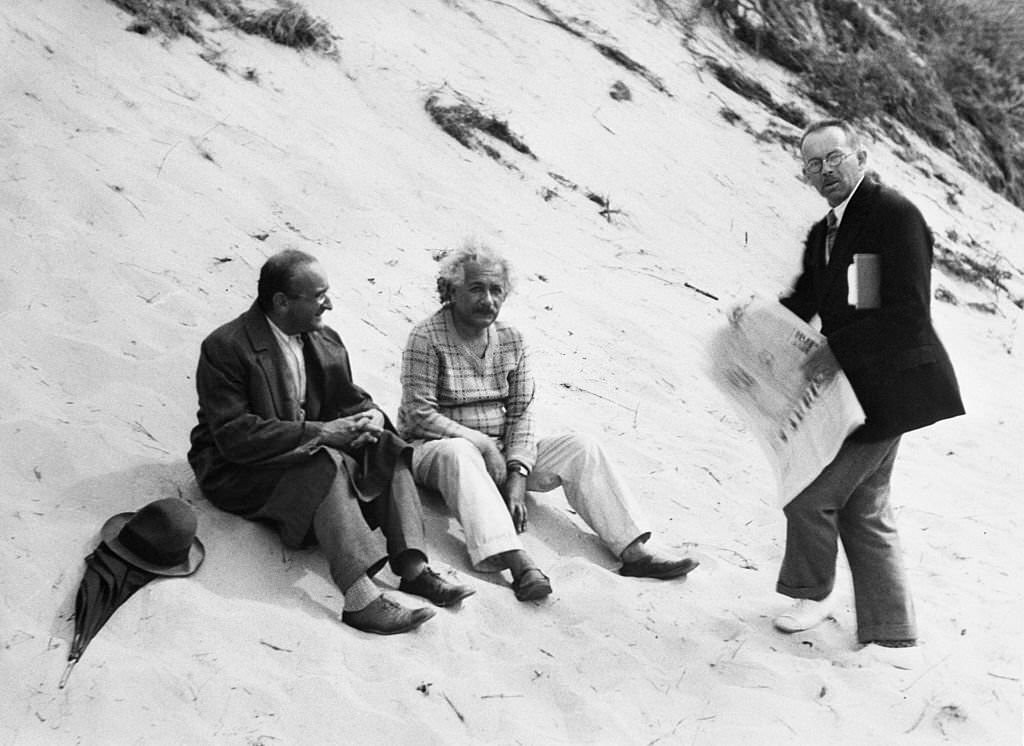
[287,291,330,305]
[802,151,853,175]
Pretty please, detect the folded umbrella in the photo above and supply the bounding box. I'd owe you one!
[58,498,204,688]
[60,544,157,688]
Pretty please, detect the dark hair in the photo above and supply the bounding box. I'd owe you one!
[435,239,513,305]
[800,118,863,150]
[257,249,318,312]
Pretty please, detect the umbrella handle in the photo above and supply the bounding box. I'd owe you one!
[58,659,77,689]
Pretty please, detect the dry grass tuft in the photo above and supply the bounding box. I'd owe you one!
[107,0,337,57]
[425,91,536,166]
[234,1,338,56]
[706,59,807,127]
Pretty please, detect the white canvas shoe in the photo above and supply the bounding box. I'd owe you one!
[773,595,835,633]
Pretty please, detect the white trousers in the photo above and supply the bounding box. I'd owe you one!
[411,433,649,571]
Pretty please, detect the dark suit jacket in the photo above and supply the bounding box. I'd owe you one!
[188,303,410,545]
[781,177,964,440]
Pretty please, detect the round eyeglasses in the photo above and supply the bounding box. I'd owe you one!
[802,151,853,175]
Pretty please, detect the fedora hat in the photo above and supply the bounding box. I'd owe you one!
[100,498,205,577]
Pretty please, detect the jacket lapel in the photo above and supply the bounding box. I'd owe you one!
[242,304,298,420]
[821,178,877,303]
[302,332,327,419]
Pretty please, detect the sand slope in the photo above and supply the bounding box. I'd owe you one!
[1,0,1021,743]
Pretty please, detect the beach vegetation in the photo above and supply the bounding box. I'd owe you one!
[704,0,1024,209]
[108,0,338,57]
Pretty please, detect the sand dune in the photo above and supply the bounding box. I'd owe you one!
[2,0,1021,743]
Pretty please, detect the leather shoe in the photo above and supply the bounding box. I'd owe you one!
[342,594,436,635]
[618,555,699,580]
[512,567,552,602]
[399,567,476,607]
[773,596,834,633]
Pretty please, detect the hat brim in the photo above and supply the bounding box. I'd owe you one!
[100,512,205,577]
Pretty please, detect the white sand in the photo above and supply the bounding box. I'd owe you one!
[2,0,1021,743]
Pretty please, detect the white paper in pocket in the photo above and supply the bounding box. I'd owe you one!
[847,254,881,309]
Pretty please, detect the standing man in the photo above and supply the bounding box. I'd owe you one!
[189,249,474,635]
[398,240,699,602]
[773,119,964,656]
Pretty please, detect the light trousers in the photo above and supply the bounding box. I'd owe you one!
[412,433,650,572]
[778,435,916,642]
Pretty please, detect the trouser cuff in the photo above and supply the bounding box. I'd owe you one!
[775,580,833,601]
[857,623,917,644]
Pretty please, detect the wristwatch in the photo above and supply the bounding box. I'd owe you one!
[507,461,529,478]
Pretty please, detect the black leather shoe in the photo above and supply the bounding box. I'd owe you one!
[399,567,476,607]
[619,556,699,580]
[342,595,436,635]
[512,567,552,602]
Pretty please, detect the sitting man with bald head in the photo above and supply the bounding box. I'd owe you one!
[189,249,474,635]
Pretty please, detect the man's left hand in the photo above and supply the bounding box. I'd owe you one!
[348,410,385,449]
[360,408,386,432]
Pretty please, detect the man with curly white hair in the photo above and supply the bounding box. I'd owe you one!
[398,239,699,601]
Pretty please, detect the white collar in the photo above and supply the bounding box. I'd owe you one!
[266,315,303,348]
[829,174,865,225]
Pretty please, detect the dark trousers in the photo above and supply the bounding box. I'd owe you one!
[313,460,427,592]
[778,435,916,643]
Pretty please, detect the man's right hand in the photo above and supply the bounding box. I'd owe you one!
[467,435,506,484]
[801,342,840,385]
[318,413,383,450]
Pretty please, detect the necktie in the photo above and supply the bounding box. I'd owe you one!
[300,333,321,420]
[825,209,838,264]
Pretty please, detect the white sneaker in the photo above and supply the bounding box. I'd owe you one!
[773,596,834,633]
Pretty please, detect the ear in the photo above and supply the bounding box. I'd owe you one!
[271,291,290,313]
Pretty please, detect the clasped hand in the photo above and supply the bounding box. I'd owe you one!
[319,410,385,450]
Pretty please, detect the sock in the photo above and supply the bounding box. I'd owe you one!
[343,574,381,612]
[394,552,428,582]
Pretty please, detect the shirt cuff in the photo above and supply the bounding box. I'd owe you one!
[504,447,536,472]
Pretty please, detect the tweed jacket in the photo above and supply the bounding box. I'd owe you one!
[781,177,964,440]
[188,303,409,544]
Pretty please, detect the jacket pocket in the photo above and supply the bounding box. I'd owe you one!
[892,346,938,372]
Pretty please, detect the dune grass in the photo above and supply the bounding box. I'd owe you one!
[705,0,1024,209]
[110,0,338,57]
[425,91,536,165]
[233,2,337,55]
